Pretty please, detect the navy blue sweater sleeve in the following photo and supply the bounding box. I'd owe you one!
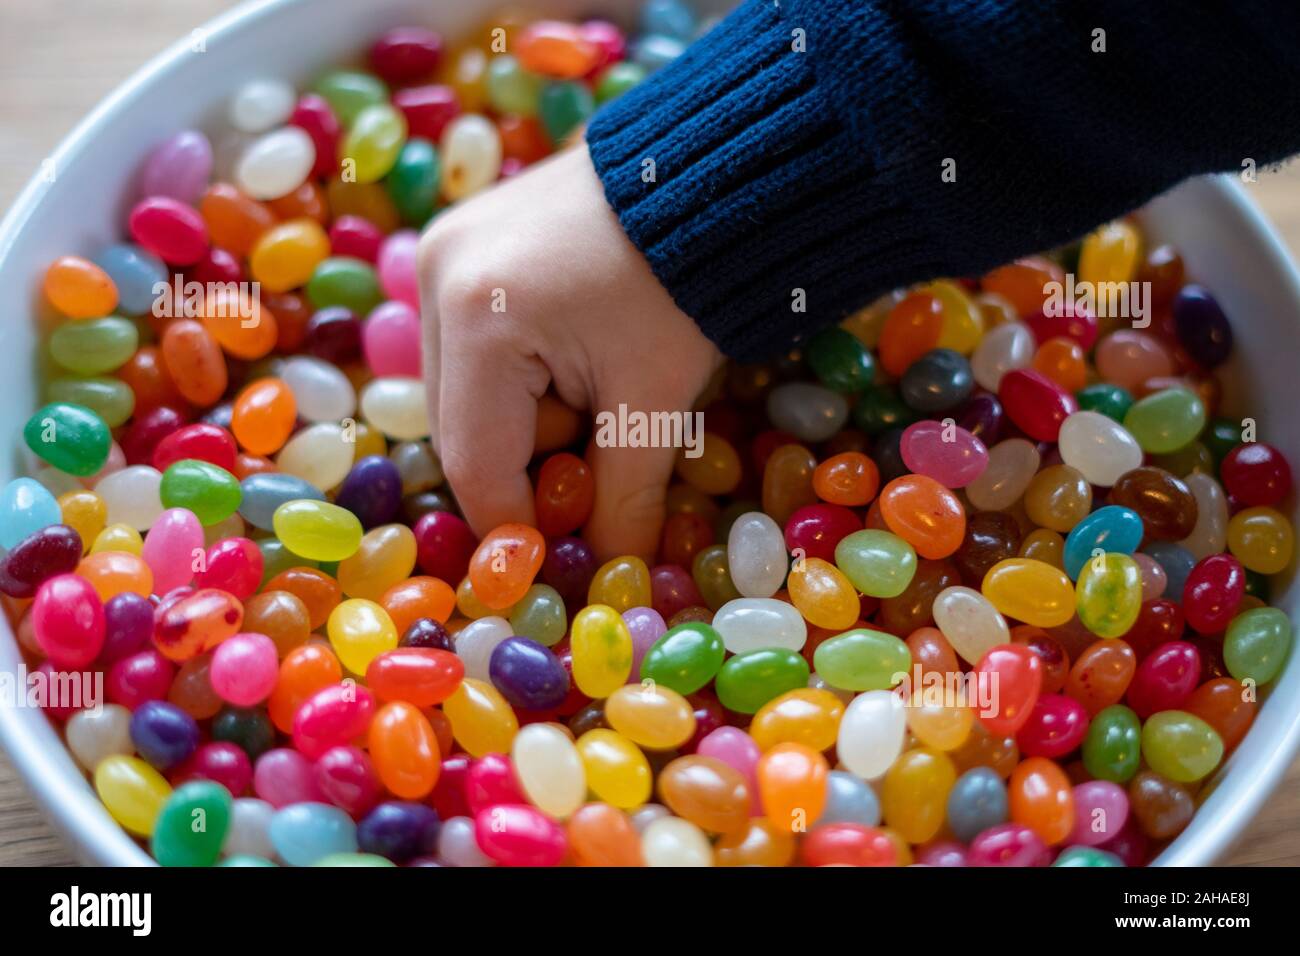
[585,0,1300,361]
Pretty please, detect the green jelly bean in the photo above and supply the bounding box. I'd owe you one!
[1202,418,1243,465]
[1075,382,1133,422]
[259,538,317,586]
[1224,606,1292,685]
[595,62,646,103]
[1243,568,1270,601]
[314,853,397,867]
[806,327,876,393]
[150,781,231,867]
[851,385,917,434]
[539,80,594,144]
[385,138,441,226]
[23,402,111,477]
[1122,387,1206,454]
[640,622,726,695]
[313,69,388,126]
[714,648,809,715]
[342,103,407,183]
[1075,552,1142,639]
[46,376,135,428]
[1140,710,1224,784]
[1082,704,1142,783]
[834,529,917,598]
[49,316,138,375]
[307,257,383,314]
[812,628,911,691]
[159,459,242,526]
[1053,846,1123,867]
[509,584,568,647]
[486,54,542,116]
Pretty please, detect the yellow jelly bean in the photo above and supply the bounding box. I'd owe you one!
[1075,552,1142,639]
[442,677,519,757]
[587,556,652,612]
[749,687,844,752]
[905,691,975,751]
[1018,527,1065,569]
[576,728,652,809]
[272,499,363,562]
[351,422,388,461]
[94,755,172,836]
[91,522,143,556]
[326,598,398,675]
[1024,464,1092,532]
[570,604,633,698]
[880,747,957,844]
[788,557,859,630]
[1227,506,1294,575]
[604,683,697,750]
[249,218,330,293]
[336,524,417,601]
[981,558,1075,628]
[58,490,106,553]
[925,279,984,355]
[1079,220,1141,289]
[456,576,514,619]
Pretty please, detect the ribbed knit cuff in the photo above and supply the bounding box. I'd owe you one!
[587,0,942,362]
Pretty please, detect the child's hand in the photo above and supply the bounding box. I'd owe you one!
[418,144,724,562]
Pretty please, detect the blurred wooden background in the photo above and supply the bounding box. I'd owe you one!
[1,0,1298,866]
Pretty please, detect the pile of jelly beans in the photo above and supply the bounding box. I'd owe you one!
[3,1,1295,867]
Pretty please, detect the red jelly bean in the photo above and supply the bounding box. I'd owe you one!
[473,804,567,867]
[106,648,176,709]
[975,644,1043,736]
[998,369,1078,442]
[1025,302,1099,351]
[802,823,897,867]
[314,745,381,818]
[173,741,253,795]
[1126,640,1201,719]
[465,752,528,813]
[783,503,862,564]
[193,537,264,602]
[393,85,461,142]
[413,510,478,584]
[152,423,238,473]
[1182,554,1244,635]
[128,196,209,266]
[1014,693,1089,758]
[1124,599,1185,660]
[1220,442,1292,508]
[365,647,464,707]
[122,406,188,466]
[430,754,472,820]
[32,573,106,668]
[369,26,444,83]
[292,682,377,759]
[289,94,342,179]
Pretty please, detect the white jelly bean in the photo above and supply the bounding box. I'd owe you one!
[511,724,586,819]
[1058,410,1143,487]
[836,689,906,780]
[765,382,849,443]
[280,355,357,423]
[712,598,807,654]
[276,423,353,491]
[234,126,316,200]
[641,816,713,867]
[965,438,1040,512]
[453,616,513,682]
[222,798,276,860]
[65,704,133,770]
[970,321,1034,392]
[1179,471,1229,560]
[437,815,495,866]
[932,585,1010,665]
[360,377,430,441]
[440,115,503,202]
[95,465,163,530]
[229,79,297,133]
[726,511,788,598]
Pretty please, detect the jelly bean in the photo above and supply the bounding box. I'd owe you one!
[153,587,244,662]
[837,689,906,779]
[787,557,858,630]
[1024,464,1092,533]
[832,529,915,599]
[334,524,416,602]
[130,700,200,770]
[639,621,726,695]
[933,586,1009,665]
[269,802,358,865]
[209,633,278,706]
[151,780,232,867]
[587,555,653,612]
[657,755,749,834]
[1180,553,1243,635]
[981,559,1075,628]
[748,687,844,753]
[1222,442,1292,508]
[764,383,848,444]
[639,815,711,867]
[965,438,1039,513]
[31,572,106,668]
[900,419,988,488]
[1224,607,1292,685]
[1226,506,1293,575]
[367,701,439,799]
[715,648,809,715]
[878,475,965,560]
[1128,770,1194,840]
[1064,639,1136,715]
[291,681,376,760]
[273,499,363,562]
[159,459,242,527]
[878,746,955,844]
[0,478,62,550]
[970,321,1034,392]
[24,403,112,477]
[1172,285,1233,368]
[228,78,295,133]
[248,218,330,292]
[76,549,153,600]
[1056,411,1144,488]
[442,676,519,757]
[486,637,568,710]
[49,316,138,376]
[94,755,173,836]
[129,196,209,265]
[953,510,1020,583]
[234,127,317,201]
[1107,467,1197,542]
[1123,388,1206,455]
[760,444,817,527]
[967,823,1048,867]
[1008,756,1074,845]
[230,379,296,457]
[237,474,324,533]
[1185,677,1256,752]
[1065,779,1129,847]
[946,767,1008,842]
[807,770,879,829]
[462,524,542,613]
[725,511,786,598]
[160,319,228,407]
[1015,693,1088,759]
[806,327,876,393]
[974,644,1043,735]
[605,682,695,750]
[355,801,441,863]
[812,628,910,692]
[327,598,398,676]
[1062,506,1143,581]
[65,704,133,770]
[757,742,828,832]
[1073,552,1143,639]
[998,369,1077,442]
[1082,704,1142,783]
[1141,710,1223,783]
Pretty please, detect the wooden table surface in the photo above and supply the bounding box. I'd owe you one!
[2,0,1298,867]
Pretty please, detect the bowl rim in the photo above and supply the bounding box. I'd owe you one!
[2,0,1299,868]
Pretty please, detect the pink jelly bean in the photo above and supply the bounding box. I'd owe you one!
[174,741,253,795]
[128,196,210,266]
[314,745,382,817]
[106,649,176,709]
[465,753,527,813]
[392,85,460,142]
[914,840,968,867]
[290,94,342,179]
[1067,780,1130,847]
[139,130,214,205]
[579,20,627,69]
[1015,693,1090,758]
[623,606,667,677]
[968,823,1050,866]
[194,247,244,284]
[32,573,106,668]
[329,215,385,263]
[1133,552,1167,600]
[292,683,377,758]
[377,230,420,308]
[210,632,278,706]
[473,805,566,867]
[1094,330,1175,391]
[696,726,762,814]
[194,537,264,601]
[1126,641,1201,719]
[142,507,204,596]
[254,747,327,807]
[362,300,423,377]
[900,419,989,489]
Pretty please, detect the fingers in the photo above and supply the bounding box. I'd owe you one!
[583,405,680,564]
[417,230,443,457]
[438,327,550,538]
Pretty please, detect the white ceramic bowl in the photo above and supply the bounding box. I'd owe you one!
[1,0,1297,866]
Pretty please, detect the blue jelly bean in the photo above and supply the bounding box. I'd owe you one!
[0,478,62,549]
[632,34,687,72]
[238,473,325,530]
[899,348,975,413]
[334,455,403,529]
[488,636,570,710]
[1143,541,1197,603]
[356,801,442,863]
[641,0,697,40]
[815,769,882,827]
[93,243,168,316]
[269,802,358,866]
[128,700,200,771]
[1172,285,1233,369]
[946,767,1008,843]
[1063,505,1144,579]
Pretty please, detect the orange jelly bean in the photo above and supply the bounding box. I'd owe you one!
[757,742,828,833]
[380,575,457,634]
[980,256,1064,317]
[878,474,966,559]
[657,754,751,834]
[201,286,279,360]
[516,20,600,79]
[242,590,312,657]
[535,452,595,537]
[264,567,342,630]
[1032,336,1088,392]
[714,818,798,867]
[566,803,644,867]
[160,319,228,407]
[812,451,880,506]
[199,183,276,258]
[468,523,546,610]
[154,588,244,662]
[44,255,118,319]
[167,652,224,720]
[1009,755,1075,845]
[76,550,153,600]
[268,643,343,732]
[118,345,187,416]
[879,292,943,377]
[231,378,297,455]
[365,647,464,707]
[369,700,440,799]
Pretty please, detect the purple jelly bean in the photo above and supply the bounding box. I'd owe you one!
[128,700,200,770]
[623,606,667,676]
[954,392,1004,446]
[304,306,362,365]
[541,536,597,610]
[99,592,157,664]
[139,130,214,204]
[335,455,403,528]
[1172,285,1234,369]
[488,637,570,710]
[356,801,442,862]
[0,524,83,598]
[400,617,453,651]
